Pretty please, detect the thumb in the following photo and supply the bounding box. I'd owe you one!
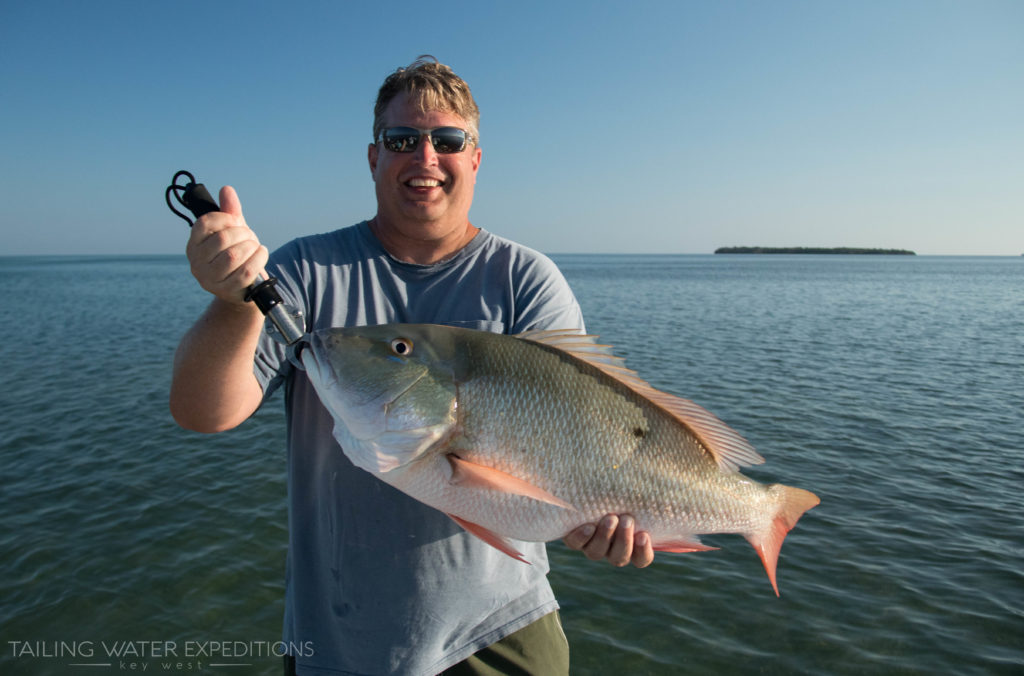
[218,185,245,221]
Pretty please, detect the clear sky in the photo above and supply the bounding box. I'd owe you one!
[2,0,1021,256]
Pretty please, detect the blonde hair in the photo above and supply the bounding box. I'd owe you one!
[373,55,480,145]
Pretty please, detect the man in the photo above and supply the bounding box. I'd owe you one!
[170,57,653,676]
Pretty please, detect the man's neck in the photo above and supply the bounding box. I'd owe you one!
[369,217,480,265]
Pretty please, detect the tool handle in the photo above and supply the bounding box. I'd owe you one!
[180,182,221,220]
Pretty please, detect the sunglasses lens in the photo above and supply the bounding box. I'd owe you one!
[380,127,470,153]
[429,127,468,153]
[382,127,420,152]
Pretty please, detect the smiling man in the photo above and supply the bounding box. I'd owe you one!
[170,57,652,676]
[368,90,482,263]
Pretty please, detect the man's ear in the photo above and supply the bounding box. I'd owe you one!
[368,143,379,179]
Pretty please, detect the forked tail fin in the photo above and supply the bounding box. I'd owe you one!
[745,485,820,596]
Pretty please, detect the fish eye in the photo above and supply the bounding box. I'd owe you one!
[389,337,413,356]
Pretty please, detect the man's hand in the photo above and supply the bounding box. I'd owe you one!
[185,186,269,304]
[562,514,654,568]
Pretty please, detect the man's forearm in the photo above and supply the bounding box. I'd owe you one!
[170,298,266,433]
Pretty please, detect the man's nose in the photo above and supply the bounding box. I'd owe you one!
[413,134,439,164]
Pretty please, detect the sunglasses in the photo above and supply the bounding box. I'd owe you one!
[376,127,475,154]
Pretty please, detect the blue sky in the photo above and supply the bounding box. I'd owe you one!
[2,0,1021,255]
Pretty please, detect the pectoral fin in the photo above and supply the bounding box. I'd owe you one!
[447,513,530,564]
[652,537,719,553]
[446,455,575,510]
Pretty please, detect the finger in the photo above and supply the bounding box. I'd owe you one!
[188,216,255,279]
[211,239,266,285]
[631,531,654,569]
[234,243,270,287]
[607,515,635,567]
[189,226,258,279]
[581,514,618,561]
[215,243,269,297]
[562,523,596,551]
[190,237,268,303]
[189,216,257,263]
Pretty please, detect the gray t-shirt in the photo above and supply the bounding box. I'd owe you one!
[253,221,584,676]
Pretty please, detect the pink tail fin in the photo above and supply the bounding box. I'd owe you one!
[745,485,819,596]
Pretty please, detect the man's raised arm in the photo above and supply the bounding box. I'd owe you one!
[169,186,268,433]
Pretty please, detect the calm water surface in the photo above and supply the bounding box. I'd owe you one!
[1,254,1021,675]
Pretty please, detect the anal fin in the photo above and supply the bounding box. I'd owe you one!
[447,513,530,564]
[652,537,719,553]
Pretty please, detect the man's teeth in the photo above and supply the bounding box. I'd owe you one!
[408,178,442,187]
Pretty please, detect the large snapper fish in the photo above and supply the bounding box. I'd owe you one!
[299,324,819,595]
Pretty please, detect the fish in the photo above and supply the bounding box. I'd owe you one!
[299,324,819,595]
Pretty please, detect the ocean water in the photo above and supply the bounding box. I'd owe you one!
[1,254,1021,675]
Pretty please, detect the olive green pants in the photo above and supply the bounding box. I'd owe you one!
[283,611,569,676]
[443,611,570,676]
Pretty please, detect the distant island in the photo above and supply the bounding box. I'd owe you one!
[714,247,916,255]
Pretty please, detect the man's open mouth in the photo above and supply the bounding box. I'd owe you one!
[406,178,444,188]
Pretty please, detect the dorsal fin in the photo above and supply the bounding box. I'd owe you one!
[516,330,764,471]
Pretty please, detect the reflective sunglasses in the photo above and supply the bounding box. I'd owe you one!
[376,126,475,154]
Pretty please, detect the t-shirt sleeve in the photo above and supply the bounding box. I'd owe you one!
[508,252,586,334]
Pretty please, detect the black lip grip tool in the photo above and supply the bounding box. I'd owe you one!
[166,170,305,346]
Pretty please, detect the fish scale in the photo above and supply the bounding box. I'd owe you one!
[451,338,745,534]
[302,323,819,595]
